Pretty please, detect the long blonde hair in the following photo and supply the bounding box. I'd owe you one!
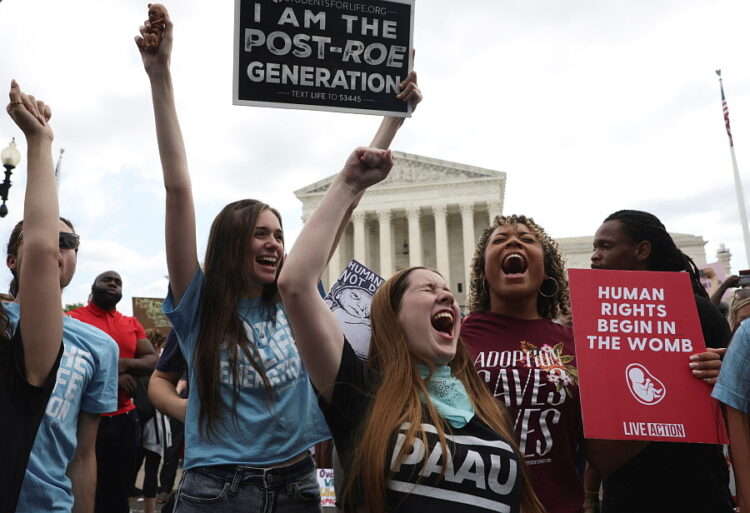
[341,267,544,513]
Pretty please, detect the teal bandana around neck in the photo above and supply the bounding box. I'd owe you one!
[417,365,475,429]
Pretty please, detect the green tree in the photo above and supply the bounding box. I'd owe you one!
[63,302,84,313]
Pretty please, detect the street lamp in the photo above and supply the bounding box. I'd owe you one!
[0,139,21,218]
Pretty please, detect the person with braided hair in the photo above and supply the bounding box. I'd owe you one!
[591,209,733,513]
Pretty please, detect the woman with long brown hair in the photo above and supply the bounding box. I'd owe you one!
[136,7,421,512]
[279,151,544,513]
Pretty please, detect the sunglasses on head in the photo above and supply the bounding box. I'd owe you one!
[18,231,80,250]
[735,288,750,299]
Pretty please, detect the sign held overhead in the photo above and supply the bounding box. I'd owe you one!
[233,0,414,116]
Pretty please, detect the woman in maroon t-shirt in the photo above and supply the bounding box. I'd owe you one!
[460,214,585,513]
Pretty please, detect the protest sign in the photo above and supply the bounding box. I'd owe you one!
[233,0,414,116]
[316,468,336,507]
[132,297,172,337]
[699,261,728,299]
[325,259,384,358]
[568,269,727,444]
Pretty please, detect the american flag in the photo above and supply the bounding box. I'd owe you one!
[717,69,734,147]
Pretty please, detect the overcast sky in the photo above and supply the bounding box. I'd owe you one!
[1,0,750,313]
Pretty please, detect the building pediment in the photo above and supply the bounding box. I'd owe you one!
[295,151,505,197]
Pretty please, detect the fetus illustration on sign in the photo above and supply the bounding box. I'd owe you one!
[625,363,666,405]
[325,286,374,358]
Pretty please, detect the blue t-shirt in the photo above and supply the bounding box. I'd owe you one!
[7,303,119,513]
[712,319,750,414]
[163,269,330,470]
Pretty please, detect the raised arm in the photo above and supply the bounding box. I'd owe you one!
[370,71,421,150]
[279,148,393,402]
[135,8,197,302]
[327,71,422,265]
[6,81,63,386]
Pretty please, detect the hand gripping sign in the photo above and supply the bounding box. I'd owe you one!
[233,0,414,116]
[568,269,727,444]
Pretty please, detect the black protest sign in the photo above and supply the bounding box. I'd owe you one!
[233,0,414,116]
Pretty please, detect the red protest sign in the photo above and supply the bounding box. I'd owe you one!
[568,269,727,444]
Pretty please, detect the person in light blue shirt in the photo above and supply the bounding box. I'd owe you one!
[10,302,119,513]
[3,94,119,511]
[713,317,750,511]
[0,81,69,513]
[164,270,329,472]
[137,6,420,511]
[139,10,327,512]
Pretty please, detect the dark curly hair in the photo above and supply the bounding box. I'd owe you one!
[467,214,570,320]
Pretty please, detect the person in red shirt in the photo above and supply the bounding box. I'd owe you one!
[69,270,157,513]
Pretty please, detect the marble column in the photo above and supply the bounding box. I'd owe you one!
[487,201,502,226]
[460,203,475,290]
[406,206,422,267]
[353,211,366,263]
[433,204,450,285]
[328,243,344,290]
[377,209,393,276]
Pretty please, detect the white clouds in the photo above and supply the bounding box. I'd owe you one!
[63,240,168,316]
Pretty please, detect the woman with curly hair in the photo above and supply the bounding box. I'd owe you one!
[461,214,582,513]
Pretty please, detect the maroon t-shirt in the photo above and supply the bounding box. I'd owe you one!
[462,312,584,513]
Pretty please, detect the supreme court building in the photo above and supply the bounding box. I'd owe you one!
[295,151,717,307]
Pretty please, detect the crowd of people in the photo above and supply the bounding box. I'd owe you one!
[2,4,750,513]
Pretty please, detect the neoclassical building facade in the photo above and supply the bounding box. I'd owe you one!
[295,151,720,306]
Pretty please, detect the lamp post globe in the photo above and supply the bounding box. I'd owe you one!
[0,138,22,217]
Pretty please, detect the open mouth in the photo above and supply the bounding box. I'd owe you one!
[256,255,278,269]
[501,253,528,276]
[431,311,455,337]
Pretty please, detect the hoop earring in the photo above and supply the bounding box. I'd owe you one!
[539,277,560,298]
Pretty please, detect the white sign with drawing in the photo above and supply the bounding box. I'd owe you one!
[325,260,384,358]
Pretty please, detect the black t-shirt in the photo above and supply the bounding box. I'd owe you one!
[156,330,186,374]
[319,341,523,513]
[0,329,62,513]
[601,295,733,513]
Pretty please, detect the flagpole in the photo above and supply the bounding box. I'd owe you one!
[54,148,64,188]
[716,69,750,265]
